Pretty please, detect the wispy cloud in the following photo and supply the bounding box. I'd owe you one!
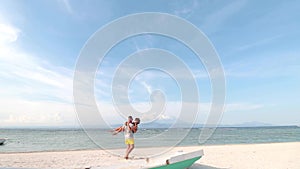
[0,19,75,101]
[0,51,74,103]
[224,51,300,78]
[61,0,73,14]
[141,81,152,94]
[172,0,199,18]
[236,34,283,52]
[0,20,77,127]
[201,0,247,33]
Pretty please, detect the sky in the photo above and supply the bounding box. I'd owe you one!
[0,0,299,128]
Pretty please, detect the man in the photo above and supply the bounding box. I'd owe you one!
[123,116,135,159]
[112,116,137,159]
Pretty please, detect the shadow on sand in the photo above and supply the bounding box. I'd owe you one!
[189,163,228,169]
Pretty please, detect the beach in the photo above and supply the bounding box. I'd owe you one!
[0,142,299,169]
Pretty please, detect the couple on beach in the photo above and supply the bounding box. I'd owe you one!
[112,116,140,159]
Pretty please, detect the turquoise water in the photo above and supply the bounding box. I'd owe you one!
[0,126,299,153]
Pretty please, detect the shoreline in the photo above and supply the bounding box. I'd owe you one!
[1,141,299,154]
[1,125,298,129]
[0,142,299,169]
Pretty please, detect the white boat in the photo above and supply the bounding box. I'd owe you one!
[148,149,204,169]
[0,139,5,145]
[92,149,204,169]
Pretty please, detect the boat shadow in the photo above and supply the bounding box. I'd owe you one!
[190,163,228,169]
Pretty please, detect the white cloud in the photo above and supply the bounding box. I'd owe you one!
[158,114,172,120]
[0,21,74,102]
[0,23,20,44]
[3,113,62,126]
[0,20,77,127]
[94,101,208,126]
[95,101,261,126]
[0,98,77,127]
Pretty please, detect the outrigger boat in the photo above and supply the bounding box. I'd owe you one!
[92,149,204,169]
[0,139,5,145]
[148,149,204,169]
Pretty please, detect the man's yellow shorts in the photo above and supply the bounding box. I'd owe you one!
[125,138,134,145]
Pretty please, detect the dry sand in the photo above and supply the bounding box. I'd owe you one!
[0,142,299,169]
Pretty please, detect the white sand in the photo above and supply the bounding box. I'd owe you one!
[0,142,300,169]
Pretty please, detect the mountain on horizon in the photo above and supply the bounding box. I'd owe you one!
[226,121,273,127]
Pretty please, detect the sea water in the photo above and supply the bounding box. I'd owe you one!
[0,126,299,153]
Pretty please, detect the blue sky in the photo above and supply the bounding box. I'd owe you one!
[0,0,299,127]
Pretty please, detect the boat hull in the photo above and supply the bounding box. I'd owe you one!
[0,139,5,145]
[149,156,202,169]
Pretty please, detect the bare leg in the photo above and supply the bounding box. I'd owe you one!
[127,144,135,157]
[125,144,130,159]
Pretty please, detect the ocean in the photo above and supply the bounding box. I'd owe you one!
[0,126,299,153]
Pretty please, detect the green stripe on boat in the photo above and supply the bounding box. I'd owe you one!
[148,149,203,169]
[148,156,202,169]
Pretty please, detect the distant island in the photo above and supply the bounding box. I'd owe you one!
[1,121,298,129]
[131,121,299,129]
